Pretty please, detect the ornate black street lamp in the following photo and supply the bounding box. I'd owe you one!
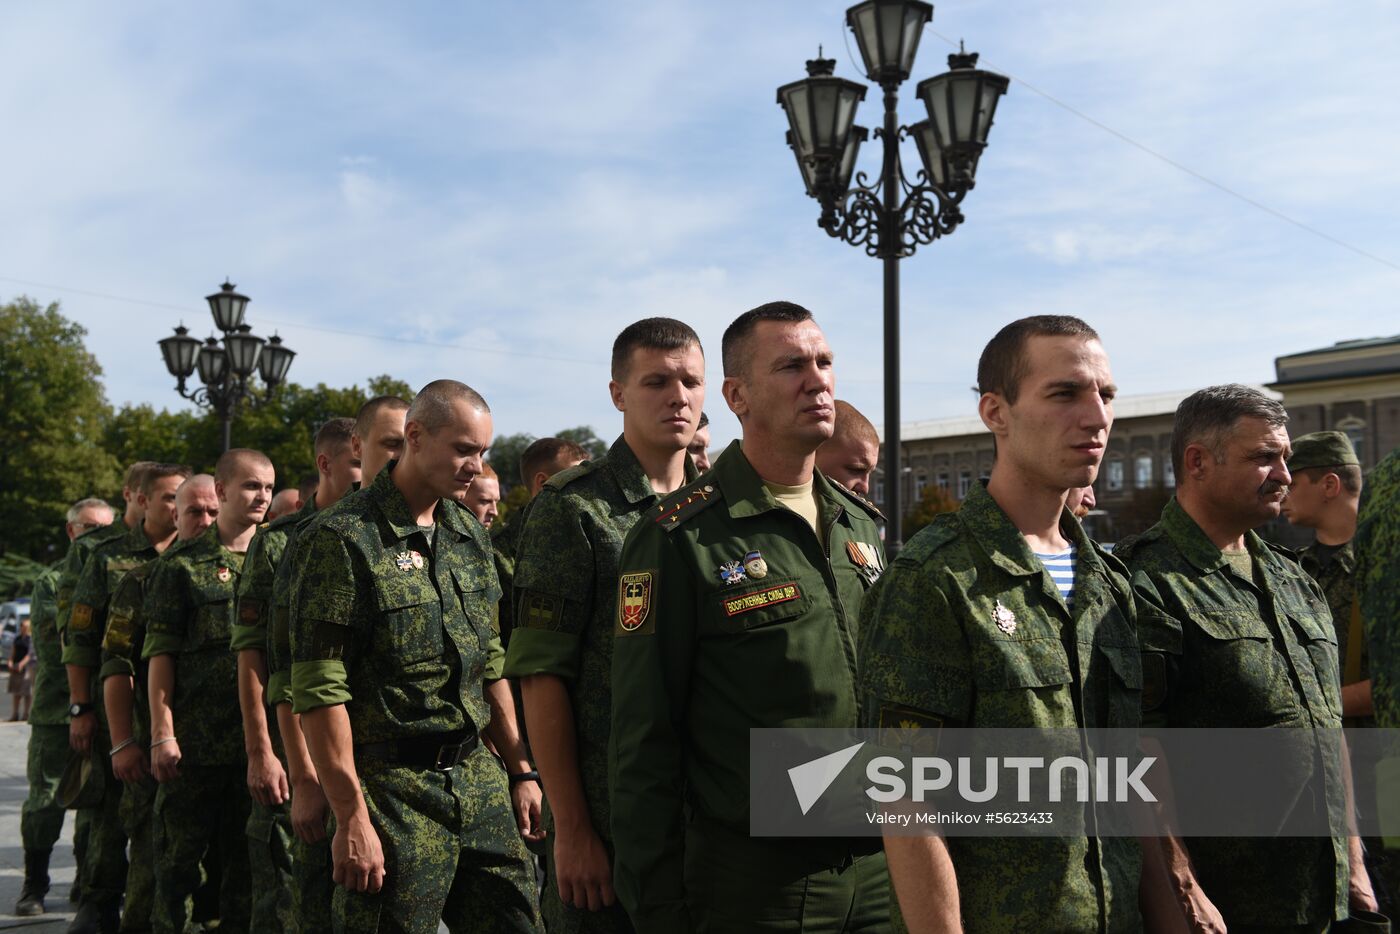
[777,0,1008,554]
[158,281,296,451]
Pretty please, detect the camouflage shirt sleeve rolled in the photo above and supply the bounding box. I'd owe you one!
[140,553,193,658]
[289,526,361,713]
[231,525,281,653]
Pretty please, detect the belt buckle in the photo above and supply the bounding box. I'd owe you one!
[433,742,461,772]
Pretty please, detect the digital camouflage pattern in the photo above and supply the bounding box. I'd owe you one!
[54,520,127,640]
[64,522,164,671]
[490,508,525,648]
[504,436,691,934]
[265,498,324,708]
[1299,540,1366,685]
[140,523,247,765]
[150,764,251,934]
[858,480,1144,933]
[1119,497,1348,928]
[610,441,888,933]
[289,462,538,932]
[1357,448,1400,730]
[22,565,71,855]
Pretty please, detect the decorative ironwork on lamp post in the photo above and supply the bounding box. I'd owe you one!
[157,281,296,452]
[777,0,1008,555]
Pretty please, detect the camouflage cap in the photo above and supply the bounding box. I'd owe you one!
[1288,431,1360,471]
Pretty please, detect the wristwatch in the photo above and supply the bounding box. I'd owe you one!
[68,702,95,717]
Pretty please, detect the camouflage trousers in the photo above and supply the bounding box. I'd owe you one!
[118,776,157,933]
[246,798,295,931]
[336,746,540,933]
[79,731,129,909]
[20,723,70,853]
[152,763,252,934]
[292,831,335,934]
[686,822,890,934]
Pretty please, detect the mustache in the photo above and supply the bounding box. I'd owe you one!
[1259,479,1288,497]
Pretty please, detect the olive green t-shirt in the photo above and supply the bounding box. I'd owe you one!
[763,479,823,546]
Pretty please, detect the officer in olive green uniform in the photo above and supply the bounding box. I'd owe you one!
[66,520,175,929]
[859,481,1146,932]
[289,459,540,933]
[505,436,698,933]
[1122,499,1351,928]
[142,522,253,933]
[17,563,72,916]
[611,439,889,933]
[231,512,300,932]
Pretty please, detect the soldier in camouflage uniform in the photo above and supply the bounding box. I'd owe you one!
[290,381,540,933]
[16,498,115,918]
[505,319,704,933]
[859,316,1153,933]
[143,450,275,934]
[610,304,888,933]
[66,464,187,933]
[490,436,590,650]
[234,418,359,934]
[1120,385,1375,930]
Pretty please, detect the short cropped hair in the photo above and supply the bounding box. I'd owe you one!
[67,497,113,524]
[697,411,710,429]
[518,437,591,488]
[213,449,273,485]
[1171,384,1288,479]
[722,301,814,378]
[830,400,879,450]
[123,461,158,493]
[405,380,490,434]
[478,461,497,480]
[176,474,216,497]
[354,396,409,440]
[611,318,704,382]
[141,463,193,496]
[977,316,1100,404]
[297,474,320,502]
[315,417,356,457]
[1295,464,1363,495]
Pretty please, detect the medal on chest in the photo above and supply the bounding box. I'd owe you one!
[993,600,1018,635]
[216,567,232,583]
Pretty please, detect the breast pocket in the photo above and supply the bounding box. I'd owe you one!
[1189,608,1298,726]
[1288,609,1343,722]
[374,588,444,668]
[1097,643,1143,727]
[451,567,497,651]
[712,580,810,633]
[970,637,1076,726]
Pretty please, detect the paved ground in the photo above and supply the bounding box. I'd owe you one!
[0,720,77,932]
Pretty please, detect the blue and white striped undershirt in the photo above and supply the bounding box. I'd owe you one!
[1033,544,1077,609]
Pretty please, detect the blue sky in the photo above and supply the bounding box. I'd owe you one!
[3,1,1398,451]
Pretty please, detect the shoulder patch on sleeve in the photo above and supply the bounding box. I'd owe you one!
[652,481,723,532]
[616,570,656,635]
[826,477,885,521]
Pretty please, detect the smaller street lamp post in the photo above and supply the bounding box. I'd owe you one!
[159,281,296,452]
[777,0,1008,555]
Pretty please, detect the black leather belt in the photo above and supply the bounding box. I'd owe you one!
[355,731,479,771]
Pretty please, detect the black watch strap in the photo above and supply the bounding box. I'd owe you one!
[508,769,541,786]
[70,702,95,716]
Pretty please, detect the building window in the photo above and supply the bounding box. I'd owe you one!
[957,470,972,499]
[914,474,928,499]
[873,479,884,504]
[1134,455,1153,489]
[937,471,950,491]
[1106,459,1124,492]
[1336,417,1367,466]
[1164,458,1176,488]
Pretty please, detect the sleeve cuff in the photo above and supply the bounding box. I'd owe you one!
[98,656,136,682]
[266,670,293,708]
[229,622,267,653]
[502,628,582,681]
[141,632,184,659]
[291,660,351,714]
[60,643,101,669]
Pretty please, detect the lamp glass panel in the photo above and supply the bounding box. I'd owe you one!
[782,84,814,153]
[952,76,977,144]
[197,344,227,386]
[877,3,900,71]
[160,333,199,378]
[208,292,248,332]
[225,333,264,377]
[835,87,860,144]
[850,5,879,77]
[835,127,866,193]
[975,81,1004,144]
[910,121,947,187]
[811,83,838,150]
[259,343,295,385]
[899,6,925,73]
[926,82,952,146]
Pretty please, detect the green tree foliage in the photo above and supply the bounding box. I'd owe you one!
[903,482,960,538]
[0,298,121,559]
[487,432,536,492]
[557,425,608,460]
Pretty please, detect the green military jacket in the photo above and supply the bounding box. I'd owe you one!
[1120,497,1347,927]
[1357,448,1400,729]
[504,436,696,845]
[63,522,165,670]
[858,480,1144,933]
[99,554,166,743]
[489,509,525,648]
[1299,540,1363,680]
[609,440,884,931]
[288,462,505,746]
[265,498,326,708]
[141,524,247,766]
[55,520,126,640]
[29,562,69,726]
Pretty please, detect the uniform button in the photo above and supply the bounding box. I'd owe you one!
[703,485,714,493]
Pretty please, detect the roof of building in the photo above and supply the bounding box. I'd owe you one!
[1272,334,1400,386]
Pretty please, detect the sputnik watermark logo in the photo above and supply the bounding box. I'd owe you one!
[788,741,866,815]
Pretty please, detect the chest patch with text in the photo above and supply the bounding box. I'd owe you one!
[720,582,801,618]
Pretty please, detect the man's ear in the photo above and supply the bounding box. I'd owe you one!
[978,392,1009,437]
[722,376,747,420]
[609,379,625,413]
[1321,472,1342,499]
[1182,443,1211,480]
[316,452,331,477]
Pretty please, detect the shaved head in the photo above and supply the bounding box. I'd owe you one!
[405,380,491,434]
[214,448,275,486]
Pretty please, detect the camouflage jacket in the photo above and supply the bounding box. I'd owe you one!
[1357,448,1400,729]
[63,522,166,670]
[503,435,695,844]
[99,554,168,743]
[858,480,1144,933]
[1119,497,1347,927]
[28,562,69,726]
[54,520,126,640]
[265,498,327,707]
[141,524,247,766]
[288,461,505,745]
[1298,539,1364,684]
[489,508,526,648]
[609,440,884,931]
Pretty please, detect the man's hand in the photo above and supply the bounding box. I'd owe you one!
[331,810,386,894]
[246,749,290,806]
[1349,839,1379,914]
[151,738,182,783]
[1177,879,1226,934]
[509,778,546,844]
[553,821,616,911]
[291,776,330,844]
[69,711,95,753]
[111,744,149,783]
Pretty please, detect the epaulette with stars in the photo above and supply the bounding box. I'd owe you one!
[826,477,885,521]
[652,479,723,532]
